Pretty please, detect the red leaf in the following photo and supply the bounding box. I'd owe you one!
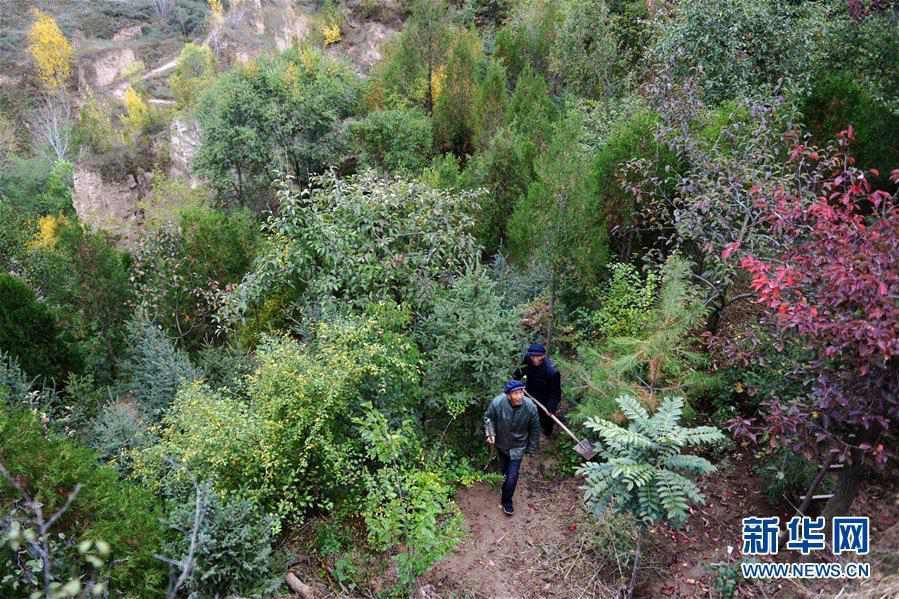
[721,241,741,260]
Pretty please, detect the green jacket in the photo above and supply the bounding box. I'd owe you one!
[483,393,540,460]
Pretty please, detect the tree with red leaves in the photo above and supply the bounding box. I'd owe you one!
[735,128,898,517]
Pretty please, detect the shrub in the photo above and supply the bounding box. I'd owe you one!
[170,42,216,110]
[131,206,259,351]
[194,46,361,206]
[74,94,117,155]
[89,399,153,472]
[0,352,31,408]
[813,6,899,115]
[801,72,899,190]
[118,314,201,418]
[754,447,830,507]
[194,343,256,399]
[161,490,278,598]
[494,0,561,83]
[357,409,463,592]
[579,394,724,595]
[508,111,607,306]
[0,273,81,383]
[222,171,483,326]
[416,267,523,440]
[432,30,483,157]
[0,158,74,217]
[590,109,681,261]
[351,108,433,174]
[577,262,658,341]
[0,404,167,598]
[30,220,133,385]
[549,0,618,99]
[568,257,715,422]
[650,0,826,103]
[136,308,422,530]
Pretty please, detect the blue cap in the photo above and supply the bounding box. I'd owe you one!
[526,343,546,356]
[504,380,525,394]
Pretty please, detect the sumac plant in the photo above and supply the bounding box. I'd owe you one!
[733,129,898,517]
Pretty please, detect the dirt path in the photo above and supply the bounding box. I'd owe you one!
[421,438,610,599]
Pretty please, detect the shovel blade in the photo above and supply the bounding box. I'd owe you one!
[573,439,596,460]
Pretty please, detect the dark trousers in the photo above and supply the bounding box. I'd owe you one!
[498,451,522,510]
[538,408,555,437]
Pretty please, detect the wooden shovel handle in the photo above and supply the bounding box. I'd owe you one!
[522,390,581,446]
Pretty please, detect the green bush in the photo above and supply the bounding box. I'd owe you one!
[590,109,681,260]
[494,0,561,83]
[170,42,216,110]
[195,46,361,206]
[357,409,463,592]
[0,203,30,273]
[754,448,830,507]
[416,267,523,441]
[0,158,74,217]
[432,30,483,157]
[89,399,153,472]
[26,220,133,384]
[813,6,899,116]
[0,273,81,383]
[351,108,433,173]
[801,72,899,190]
[222,171,483,325]
[549,0,618,99]
[568,257,714,422]
[119,314,201,418]
[0,404,167,598]
[131,206,259,351]
[576,262,657,340]
[0,351,30,406]
[161,490,278,598]
[578,393,725,596]
[135,307,422,530]
[650,0,826,103]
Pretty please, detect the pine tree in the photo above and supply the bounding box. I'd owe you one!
[579,394,724,598]
[507,111,603,347]
[473,59,509,151]
[569,256,715,420]
[433,30,482,157]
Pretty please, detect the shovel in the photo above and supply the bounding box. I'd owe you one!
[523,390,596,460]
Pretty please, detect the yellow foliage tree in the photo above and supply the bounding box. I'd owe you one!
[208,0,224,19]
[28,9,73,91]
[29,214,68,250]
[122,86,150,139]
[322,23,342,46]
[430,65,447,103]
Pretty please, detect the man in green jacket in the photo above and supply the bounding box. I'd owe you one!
[484,380,541,516]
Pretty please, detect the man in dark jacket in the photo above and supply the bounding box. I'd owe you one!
[513,343,562,437]
[484,380,541,516]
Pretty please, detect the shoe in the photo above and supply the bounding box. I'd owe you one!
[502,504,514,516]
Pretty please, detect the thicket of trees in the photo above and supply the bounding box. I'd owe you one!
[1,0,897,597]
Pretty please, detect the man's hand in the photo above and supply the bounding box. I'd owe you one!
[486,435,495,445]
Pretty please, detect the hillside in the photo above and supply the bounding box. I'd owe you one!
[1,1,898,598]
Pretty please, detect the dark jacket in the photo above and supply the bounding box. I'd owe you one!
[513,356,562,412]
[483,393,540,461]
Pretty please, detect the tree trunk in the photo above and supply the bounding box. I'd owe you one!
[625,527,643,599]
[823,448,866,521]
